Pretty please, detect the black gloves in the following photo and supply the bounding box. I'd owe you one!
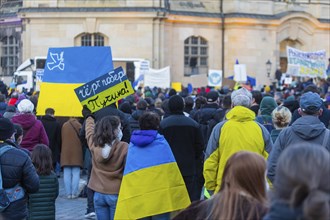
[82,105,94,119]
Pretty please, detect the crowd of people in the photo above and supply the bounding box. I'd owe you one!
[0,78,329,220]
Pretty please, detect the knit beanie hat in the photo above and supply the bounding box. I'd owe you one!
[0,118,15,141]
[17,99,34,113]
[168,95,184,113]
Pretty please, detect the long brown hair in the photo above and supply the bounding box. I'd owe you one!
[206,151,267,220]
[31,144,53,176]
[93,116,120,147]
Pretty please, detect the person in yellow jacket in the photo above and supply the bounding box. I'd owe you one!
[203,88,273,197]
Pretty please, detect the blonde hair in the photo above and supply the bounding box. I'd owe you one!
[271,106,292,129]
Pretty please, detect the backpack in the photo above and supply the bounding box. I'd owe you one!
[196,108,226,150]
[0,145,25,212]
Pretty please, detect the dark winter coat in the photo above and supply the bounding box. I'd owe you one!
[0,142,39,220]
[159,113,204,177]
[250,104,260,116]
[11,113,49,151]
[0,81,8,98]
[191,103,220,124]
[191,103,224,147]
[28,172,59,220]
[129,110,146,132]
[41,115,62,164]
[174,195,267,220]
[0,102,7,116]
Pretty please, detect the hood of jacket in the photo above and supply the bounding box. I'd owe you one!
[11,113,37,130]
[291,115,325,140]
[130,130,158,147]
[226,106,256,122]
[260,96,278,116]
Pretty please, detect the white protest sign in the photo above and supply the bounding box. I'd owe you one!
[284,76,293,85]
[234,64,247,82]
[140,60,150,73]
[208,69,222,87]
[144,66,170,88]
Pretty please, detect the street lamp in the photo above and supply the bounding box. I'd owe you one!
[266,60,272,78]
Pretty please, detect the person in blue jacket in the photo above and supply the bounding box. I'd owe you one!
[0,117,39,219]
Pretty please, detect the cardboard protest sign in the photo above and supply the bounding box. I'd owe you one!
[75,67,134,112]
[37,46,114,117]
[287,46,327,78]
[222,78,236,89]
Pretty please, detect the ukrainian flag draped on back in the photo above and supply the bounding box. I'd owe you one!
[37,47,113,117]
[115,130,190,220]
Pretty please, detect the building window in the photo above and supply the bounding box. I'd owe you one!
[1,36,19,76]
[184,36,208,76]
[80,33,104,46]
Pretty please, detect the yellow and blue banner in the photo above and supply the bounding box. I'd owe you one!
[287,46,327,78]
[115,134,190,219]
[37,46,114,117]
[74,67,134,113]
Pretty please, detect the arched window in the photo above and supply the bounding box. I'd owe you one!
[184,36,208,76]
[1,36,19,76]
[80,33,105,46]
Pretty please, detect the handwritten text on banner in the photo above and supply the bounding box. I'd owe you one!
[286,46,327,78]
[74,67,134,112]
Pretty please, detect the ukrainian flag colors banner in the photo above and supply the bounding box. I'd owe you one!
[287,46,327,78]
[74,67,134,113]
[37,47,114,116]
[115,134,190,220]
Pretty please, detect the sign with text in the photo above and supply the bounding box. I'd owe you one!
[287,46,327,78]
[74,66,134,112]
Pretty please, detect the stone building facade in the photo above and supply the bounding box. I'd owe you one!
[1,0,329,87]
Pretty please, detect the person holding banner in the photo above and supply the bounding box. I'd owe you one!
[83,106,128,220]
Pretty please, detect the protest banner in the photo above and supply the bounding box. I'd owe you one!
[287,46,327,78]
[74,67,134,113]
[208,69,222,87]
[37,46,114,117]
[144,66,170,88]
